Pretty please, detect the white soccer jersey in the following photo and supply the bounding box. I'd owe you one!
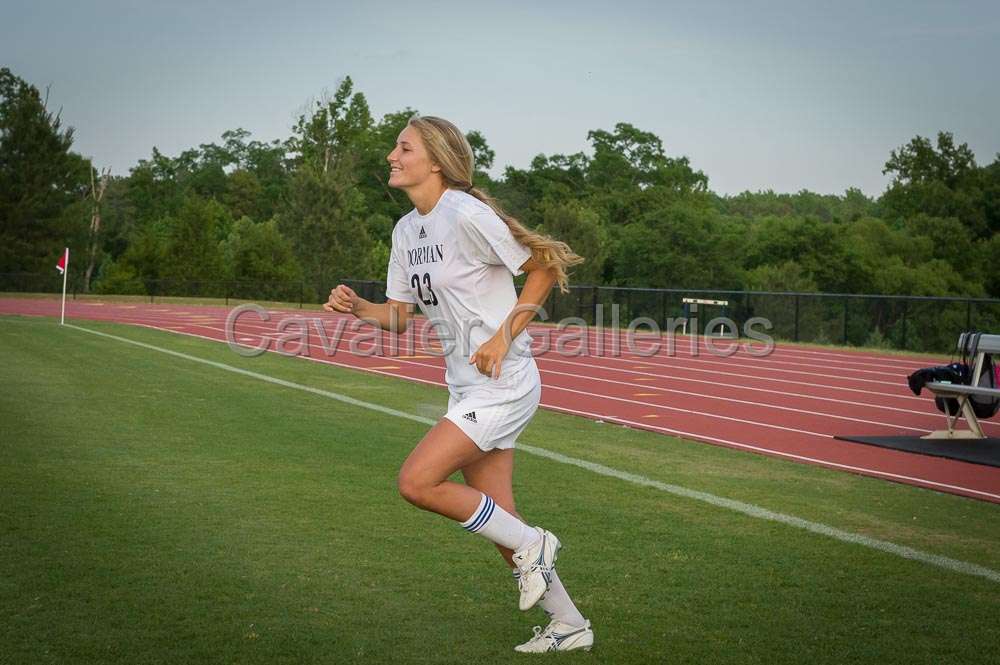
[386,189,535,390]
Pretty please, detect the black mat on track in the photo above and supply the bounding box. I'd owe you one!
[834,435,1000,468]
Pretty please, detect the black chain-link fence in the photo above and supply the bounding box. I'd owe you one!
[4,272,998,353]
[528,285,1000,354]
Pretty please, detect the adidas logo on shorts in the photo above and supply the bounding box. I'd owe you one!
[462,411,478,424]
[418,226,427,239]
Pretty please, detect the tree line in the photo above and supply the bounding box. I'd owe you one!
[2,67,998,305]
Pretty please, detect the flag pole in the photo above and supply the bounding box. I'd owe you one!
[60,248,69,325]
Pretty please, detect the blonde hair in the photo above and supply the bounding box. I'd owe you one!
[407,115,583,293]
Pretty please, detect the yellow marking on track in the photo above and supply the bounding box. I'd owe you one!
[370,365,401,370]
[641,414,660,419]
[633,393,657,397]
[633,377,656,381]
[633,365,655,369]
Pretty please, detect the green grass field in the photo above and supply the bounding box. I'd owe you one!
[2,315,999,664]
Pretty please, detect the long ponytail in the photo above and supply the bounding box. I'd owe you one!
[407,115,583,293]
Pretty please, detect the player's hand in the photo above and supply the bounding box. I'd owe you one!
[323,284,360,315]
[470,334,510,380]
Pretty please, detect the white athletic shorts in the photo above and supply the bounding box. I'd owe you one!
[444,360,542,452]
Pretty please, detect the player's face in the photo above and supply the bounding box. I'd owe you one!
[387,125,439,189]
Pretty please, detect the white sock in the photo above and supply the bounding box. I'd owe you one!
[512,569,586,626]
[460,493,539,552]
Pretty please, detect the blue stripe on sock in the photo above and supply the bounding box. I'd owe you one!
[463,496,490,531]
[465,496,494,532]
[471,498,495,532]
[469,497,494,532]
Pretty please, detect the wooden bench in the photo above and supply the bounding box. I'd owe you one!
[923,332,1000,440]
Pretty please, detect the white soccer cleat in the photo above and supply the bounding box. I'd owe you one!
[514,619,594,653]
[511,527,560,611]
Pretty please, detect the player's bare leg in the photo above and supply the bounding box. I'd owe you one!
[397,419,557,611]
[461,447,591,652]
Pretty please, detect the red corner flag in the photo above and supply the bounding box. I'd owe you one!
[57,248,69,325]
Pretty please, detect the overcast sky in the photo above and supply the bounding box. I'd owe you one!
[3,0,998,196]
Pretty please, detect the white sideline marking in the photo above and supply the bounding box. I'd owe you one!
[541,402,1000,500]
[63,316,1000,491]
[521,442,1000,584]
[66,323,1000,585]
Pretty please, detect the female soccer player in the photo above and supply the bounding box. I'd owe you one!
[324,116,594,653]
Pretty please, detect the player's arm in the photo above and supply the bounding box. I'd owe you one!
[323,285,412,333]
[470,257,556,378]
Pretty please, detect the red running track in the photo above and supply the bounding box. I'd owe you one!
[5,297,1000,503]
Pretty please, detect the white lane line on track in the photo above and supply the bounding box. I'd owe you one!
[520,332,927,378]
[150,317,914,437]
[543,384,840,438]
[63,322,1000,583]
[42,304,1000,439]
[0,307,946,433]
[81,305,928,390]
[84,305,939,401]
[393,314,942,373]
[229,313,922,401]
[534,355,938,417]
[77,310,996,435]
[305,314,919,383]
[537,367,932,433]
[216,315,951,433]
[76,317,1000,504]
[258,317,937,401]
[5,300,942,372]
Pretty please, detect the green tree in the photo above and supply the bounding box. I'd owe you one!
[0,67,91,277]
[127,148,188,226]
[344,108,412,226]
[612,202,742,289]
[159,196,229,293]
[903,214,983,283]
[981,154,1000,236]
[92,257,147,295]
[95,176,137,261]
[288,77,374,177]
[587,122,708,194]
[716,188,875,224]
[224,169,264,221]
[980,233,1000,297]
[586,123,711,232]
[278,166,372,298]
[742,215,871,293]
[880,132,988,237]
[744,261,818,292]
[221,217,303,299]
[883,132,977,187]
[536,200,608,285]
[467,129,495,175]
[497,152,591,225]
[94,220,166,294]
